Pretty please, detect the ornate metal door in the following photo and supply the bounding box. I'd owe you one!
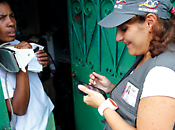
[67,0,135,129]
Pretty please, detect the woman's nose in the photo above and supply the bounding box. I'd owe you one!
[116,29,124,42]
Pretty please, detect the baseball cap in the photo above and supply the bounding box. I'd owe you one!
[98,0,173,28]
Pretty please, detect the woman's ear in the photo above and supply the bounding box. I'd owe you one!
[145,13,157,32]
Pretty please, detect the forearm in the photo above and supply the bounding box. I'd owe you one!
[7,70,30,115]
[107,83,116,94]
[103,108,136,130]
[111,83,116,90]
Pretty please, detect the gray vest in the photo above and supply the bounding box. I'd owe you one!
[104,47,175,130]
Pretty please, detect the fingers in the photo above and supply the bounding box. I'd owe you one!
[38,61,48,68]
[36,50,49,68]
[89,74,95,84]
[15,41,32,49]
[78,85,90,95]
[36,50,48,60]
[89,72,104,85]
[79,84,106,108]
[36,50,47,55]
[90,72,102,81]
[92,72,103,80]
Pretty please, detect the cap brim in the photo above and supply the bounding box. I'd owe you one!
[98,12,135,28]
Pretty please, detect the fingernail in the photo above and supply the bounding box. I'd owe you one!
[78,85,83,90]
[92,76,95,79]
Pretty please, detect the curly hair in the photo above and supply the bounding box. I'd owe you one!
[133,13,175,57]
[150,15,175,57]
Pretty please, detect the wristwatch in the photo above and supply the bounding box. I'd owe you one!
[98,98,118,116]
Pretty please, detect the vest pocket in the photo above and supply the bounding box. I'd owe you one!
[111,78,143,127]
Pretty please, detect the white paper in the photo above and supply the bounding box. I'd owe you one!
[27,43,44,72]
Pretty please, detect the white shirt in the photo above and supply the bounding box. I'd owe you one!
[1,40,54,130]
[141,66,175,99]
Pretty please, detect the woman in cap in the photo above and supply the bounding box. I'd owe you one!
[78,0,175,129]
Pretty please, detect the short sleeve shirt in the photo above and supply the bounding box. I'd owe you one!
[0,40,54,130]
[141,66,175,99]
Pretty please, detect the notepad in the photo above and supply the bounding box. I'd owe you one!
[28,43,44,72]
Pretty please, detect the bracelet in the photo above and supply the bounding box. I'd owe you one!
[98,98,118,116]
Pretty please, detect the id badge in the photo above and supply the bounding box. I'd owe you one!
[121,82,139,107]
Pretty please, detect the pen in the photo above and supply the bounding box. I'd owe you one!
[93,71,95,84]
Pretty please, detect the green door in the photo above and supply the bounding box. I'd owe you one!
[67,0,135,129]
[0,81,11,130]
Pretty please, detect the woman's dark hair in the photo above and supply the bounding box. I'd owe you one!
[128,13,175,57]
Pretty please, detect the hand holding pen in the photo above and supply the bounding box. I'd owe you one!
[89,72,115,94]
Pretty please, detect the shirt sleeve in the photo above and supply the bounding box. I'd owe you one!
[141,66,175,99]
[0,69,16,99]
[0,40,19,99]
[9,39,20,45]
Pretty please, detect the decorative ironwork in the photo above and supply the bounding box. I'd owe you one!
[69,0,135,79]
